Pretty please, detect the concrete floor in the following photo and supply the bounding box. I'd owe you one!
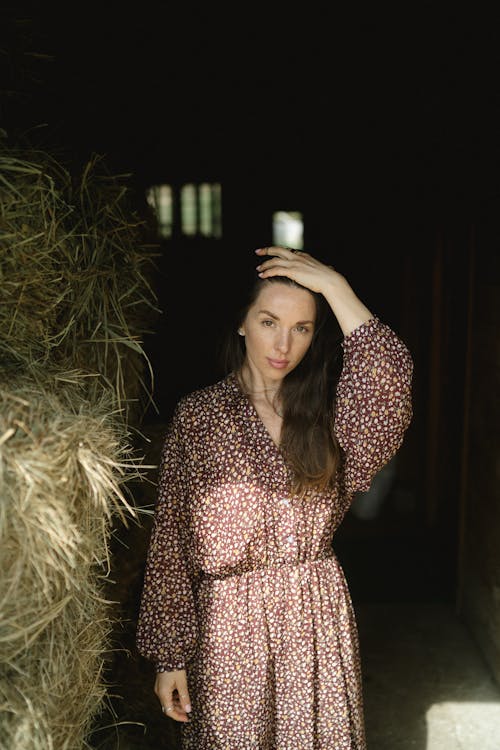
[357,601,500,750]
[335,501,500,750]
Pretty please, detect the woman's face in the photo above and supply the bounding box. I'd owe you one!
[240,281,316,383]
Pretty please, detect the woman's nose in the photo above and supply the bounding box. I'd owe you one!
[275,330,291,353]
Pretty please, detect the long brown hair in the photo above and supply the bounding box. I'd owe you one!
[219,273,343,495]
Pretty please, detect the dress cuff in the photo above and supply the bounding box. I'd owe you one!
[341,315,379,351]
[156,661,185,673]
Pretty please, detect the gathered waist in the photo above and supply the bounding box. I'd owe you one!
[200,551,336,582]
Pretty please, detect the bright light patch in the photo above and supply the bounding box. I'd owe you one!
[181,183,197,236]
[426,702,500,749]
[272,211,304,250]
[146,184,173,238]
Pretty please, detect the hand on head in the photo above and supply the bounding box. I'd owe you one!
[255,246,339,296]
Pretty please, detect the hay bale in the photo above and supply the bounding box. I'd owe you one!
[0,134,161,749]
[0,372,152,750]
[0,139,160,421]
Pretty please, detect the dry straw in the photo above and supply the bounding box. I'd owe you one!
[0,142,161,422]
[0,140,160,749]
[0,372,155,750]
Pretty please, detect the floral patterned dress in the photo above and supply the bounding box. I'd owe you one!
[136,315,414,749]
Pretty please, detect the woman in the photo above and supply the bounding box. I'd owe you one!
[136,246,414,749]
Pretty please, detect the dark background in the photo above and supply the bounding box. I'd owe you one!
[3,3,500,222]
[2,5,499,747]
[3,1,497,405]
[2,0,498,637]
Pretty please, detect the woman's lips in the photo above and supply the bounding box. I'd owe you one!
[267,358,289,369]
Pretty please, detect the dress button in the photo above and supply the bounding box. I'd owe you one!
[287,534,295,544]
[281,498,290,507]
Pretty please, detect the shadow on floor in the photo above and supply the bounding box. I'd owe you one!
[357,601,500,750]
[335,506,500,750]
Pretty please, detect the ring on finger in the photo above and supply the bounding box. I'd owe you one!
[162,705,174,713]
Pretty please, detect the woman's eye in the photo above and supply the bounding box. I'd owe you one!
[262,319,274,327]
[295,325,310,334]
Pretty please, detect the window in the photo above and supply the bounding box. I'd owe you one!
[146,184,173,239]
[272,211,304,249]
[146,182,222,239]
[199,182,222,238]
[181,184,197,236]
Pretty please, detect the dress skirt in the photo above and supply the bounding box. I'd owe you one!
[181,555,366,750]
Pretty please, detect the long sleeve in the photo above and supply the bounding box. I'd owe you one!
[135,406,198,672]
[334,315,414,496]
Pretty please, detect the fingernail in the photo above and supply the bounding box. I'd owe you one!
[185,703,192,713]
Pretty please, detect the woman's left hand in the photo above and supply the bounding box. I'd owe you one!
[255,246,343,296]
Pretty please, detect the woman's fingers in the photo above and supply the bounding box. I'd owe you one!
[175,671,192,717]
[255,245,303,254]
[254,245,335,294]
[164,696,190,723]
[154,669,192,723]
[256,245,307,261]
[255,246,308,275]
[255,246,317,270]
